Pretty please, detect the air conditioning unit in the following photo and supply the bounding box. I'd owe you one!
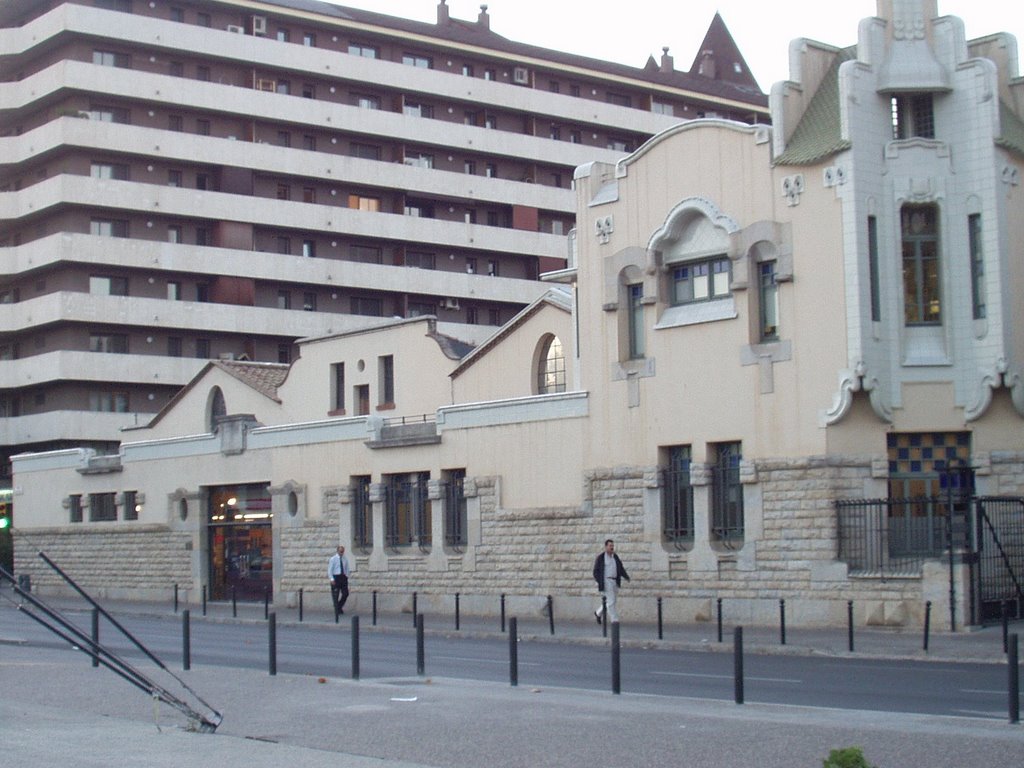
[218,352,237,361]
[251,15,267,35]
[513,66,530,85]
[226,24,244,33]
[442,297,461,310]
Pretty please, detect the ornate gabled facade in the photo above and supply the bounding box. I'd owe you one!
[10,1,1023,629]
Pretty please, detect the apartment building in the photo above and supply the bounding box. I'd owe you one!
[0,0,768,480]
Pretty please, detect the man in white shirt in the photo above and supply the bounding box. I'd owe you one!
[592,539,630,624]
[327,545,351,614]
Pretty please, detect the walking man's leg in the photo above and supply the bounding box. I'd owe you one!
[605,578,619,623]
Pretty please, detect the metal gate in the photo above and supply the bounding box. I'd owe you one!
[971,497,1024,624]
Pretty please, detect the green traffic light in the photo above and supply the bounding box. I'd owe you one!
[0,517,8,530]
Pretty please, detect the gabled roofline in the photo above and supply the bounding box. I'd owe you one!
[450,288,571,379]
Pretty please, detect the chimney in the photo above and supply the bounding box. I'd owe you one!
[437,0,449,24]
[660,47,674,73]
[697,51,716,79]
[478,4,490,30]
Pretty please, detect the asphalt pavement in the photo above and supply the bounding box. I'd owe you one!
[2,588,1022,767]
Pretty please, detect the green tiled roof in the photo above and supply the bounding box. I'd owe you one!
[997,100,1024,158]
[773,47,857,167]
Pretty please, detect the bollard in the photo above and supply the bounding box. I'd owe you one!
[182,610,191,671]
[602,595,608,638]
[351,615,360,681]
[202,584,207,616]
[174,583,179,614]
[232,585,237,618]
[416,613,425,676]
[547,595,555,636]
[412,591,418,628]
[1009,633,1019,724]
[611,622,621,695]
[779,599,786,645]
[657,597,663,641]
[734,626,744,704]
[717,598,723,643]
[1003,601,1010,654]
[500,593,506,633]
[264,586,270,620]
[372,591,378,626]
[509,616,518,687]
[299,588,304,623]
[91,608,99,668]
[847,600,854,652]
[268,612,277,676]
[455,592,460,631]
[923,601,932,652]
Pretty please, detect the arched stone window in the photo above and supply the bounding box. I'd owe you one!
[535,334,566,394]
[207,386,226,432]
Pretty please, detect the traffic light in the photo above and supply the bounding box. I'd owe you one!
[0,501,9,530]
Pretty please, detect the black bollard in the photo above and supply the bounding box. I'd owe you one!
[611,622,621,695]
[1009,633,1019,724]
[91,608,99,668]
[232,585,237,618]
[202,584,207,616]
[416,613,425,676]
[847,600,854,652]
[601,595,608,638]
[1003,601,1010,654]
[174,583,179,614]
[547,595,555,636]
[412,591,418,628]
[779,599,786,645]
[264,586,270,620]
[299,588,304,623]
[351,615,360,681]
[455,593,460,631]
[182,609,191,671]
[509,616,518,687]
[372,591,377,626]
[717,598,723,643]
[734,626,744,704]
[923,600,932,652]
[657,597,663,640]
[268,612,277,676]
[500,593,506,633]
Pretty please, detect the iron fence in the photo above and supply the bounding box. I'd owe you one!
[836,497,951,576]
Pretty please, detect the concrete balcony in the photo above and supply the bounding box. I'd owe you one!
[0,174,566,261]
[0,118,575,214]
[0,409,145,446]
[3,234,552,309]
[0,4,696,132]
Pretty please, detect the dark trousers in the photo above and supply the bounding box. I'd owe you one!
[332,575,349,611]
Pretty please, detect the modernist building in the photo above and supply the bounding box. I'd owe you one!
[12,0,1023,628]
[0,0,767,483]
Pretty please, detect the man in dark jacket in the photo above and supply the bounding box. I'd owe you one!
[593,539,629,623]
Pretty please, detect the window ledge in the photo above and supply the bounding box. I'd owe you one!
[655,298,736,329]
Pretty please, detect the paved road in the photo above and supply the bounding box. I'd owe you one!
[2,603,1016,720]
[3,592,1024,768]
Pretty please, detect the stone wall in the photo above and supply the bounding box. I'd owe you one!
[16,453,1016,628]
[12,526,192,602]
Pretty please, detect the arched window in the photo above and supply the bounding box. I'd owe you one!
[536,335,566,394]
[208,386,226,432]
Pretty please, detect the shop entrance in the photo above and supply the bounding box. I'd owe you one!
[207,483,272,601]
